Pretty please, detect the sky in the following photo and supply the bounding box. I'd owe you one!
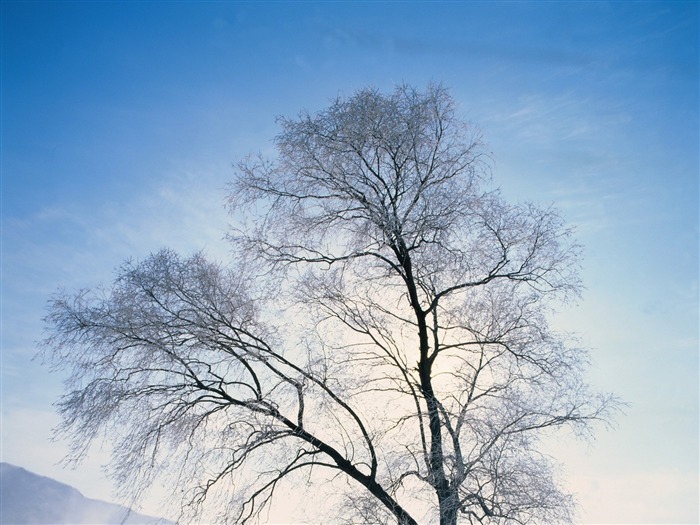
[1,1,698,523]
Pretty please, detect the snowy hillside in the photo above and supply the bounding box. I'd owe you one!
[0,463,171,525]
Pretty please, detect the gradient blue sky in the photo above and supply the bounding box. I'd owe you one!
[2,2,698,523]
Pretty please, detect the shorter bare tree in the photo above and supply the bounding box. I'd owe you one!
[43,84,617,525]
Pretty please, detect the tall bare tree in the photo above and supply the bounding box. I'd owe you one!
[43,85,616,525]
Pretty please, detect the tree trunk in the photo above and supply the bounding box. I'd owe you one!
[396,242,457,525]
[438,490,459,525]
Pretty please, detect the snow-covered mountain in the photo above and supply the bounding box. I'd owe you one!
[0,463,172,525]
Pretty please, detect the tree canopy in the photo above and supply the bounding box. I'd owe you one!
[43,84,617,525]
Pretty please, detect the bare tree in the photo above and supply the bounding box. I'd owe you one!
[43,85,617,525]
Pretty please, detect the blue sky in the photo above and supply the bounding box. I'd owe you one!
[2,1,698,523]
